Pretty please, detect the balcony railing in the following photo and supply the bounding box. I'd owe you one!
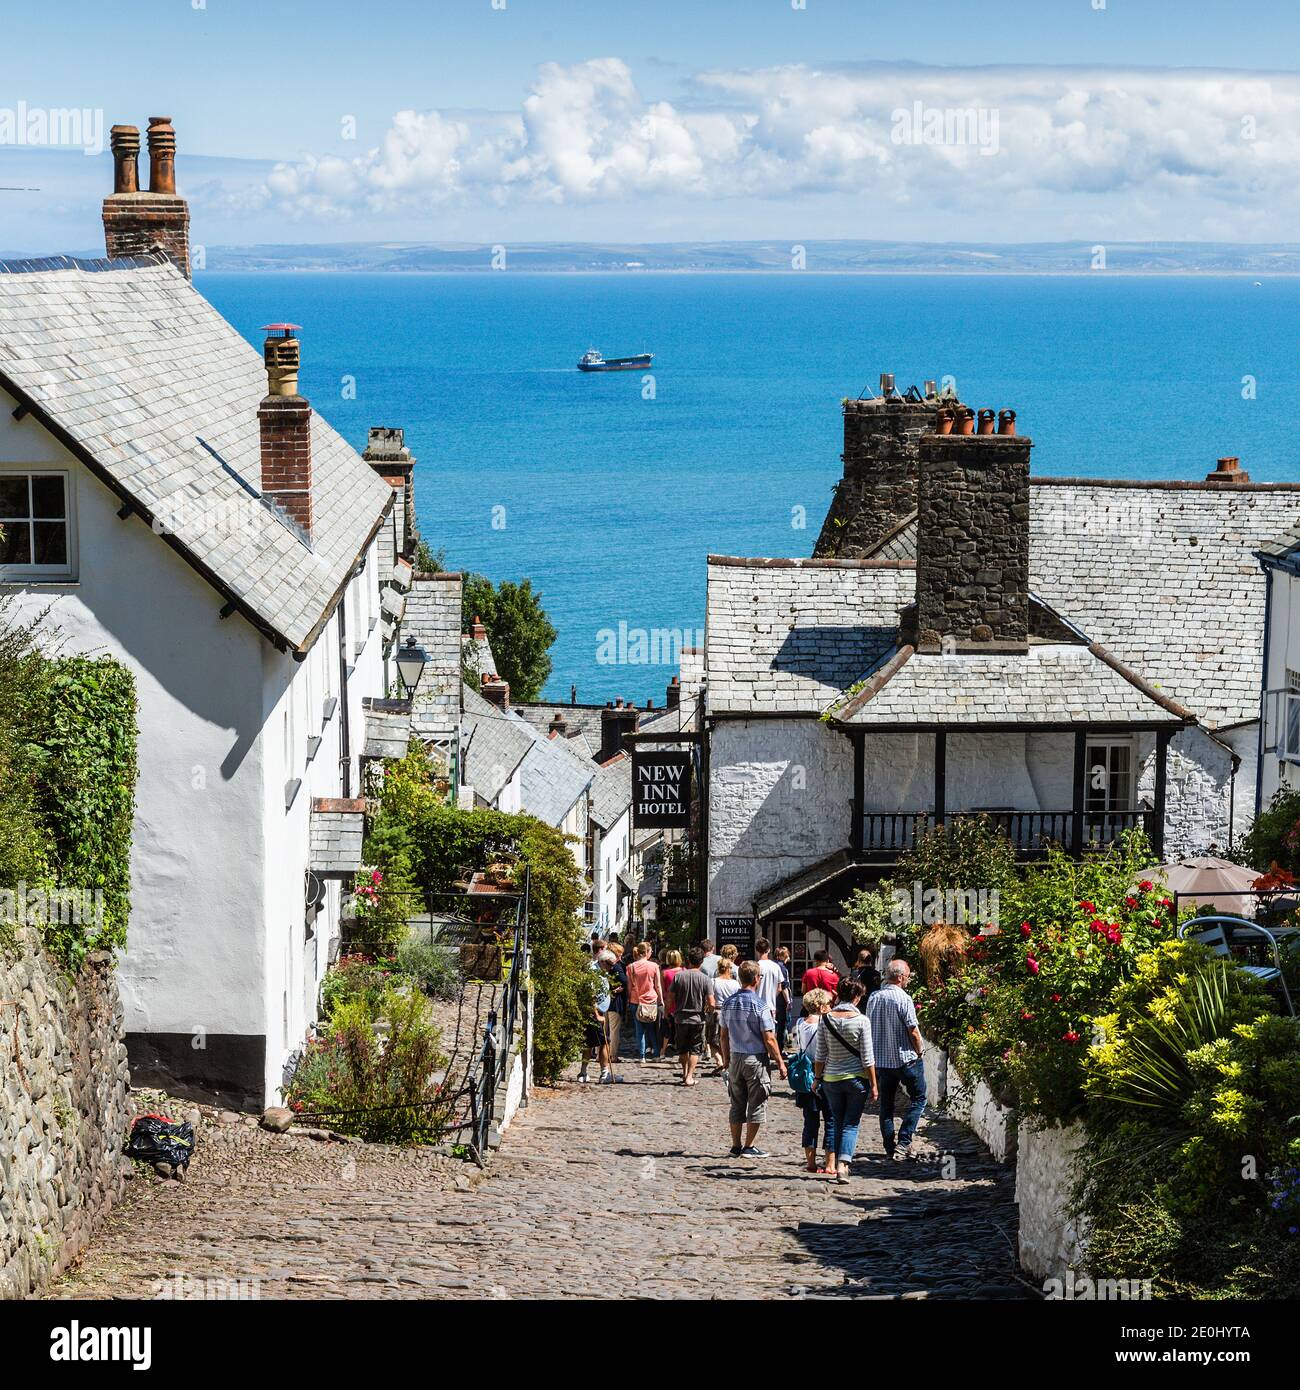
[861,809,1156,861]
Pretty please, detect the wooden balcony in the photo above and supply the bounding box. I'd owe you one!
[860,809,1158,863]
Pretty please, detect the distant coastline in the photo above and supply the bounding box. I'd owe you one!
[190,240,1300,277]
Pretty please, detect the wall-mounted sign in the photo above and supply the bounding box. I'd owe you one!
[714,914,756,959]
[632,751,692,829]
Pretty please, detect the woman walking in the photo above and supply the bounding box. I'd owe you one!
[813,978,877,1185]
[604,943,627,1065]
[773,945,793,1046]
[792,988,833,1172]
[660,949,683,1059]
[626,941,664,1063]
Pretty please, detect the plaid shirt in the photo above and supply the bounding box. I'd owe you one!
[867,984,921,1066]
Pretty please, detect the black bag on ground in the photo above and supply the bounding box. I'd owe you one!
[125,1114,196,1168]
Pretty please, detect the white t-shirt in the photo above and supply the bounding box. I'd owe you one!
[700,953,721,978]
[755,957,785,1012]
[711,976,741,1008]
[793,1015,820,1054]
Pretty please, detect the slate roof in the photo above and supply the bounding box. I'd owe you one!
[461,685,533,803]
[362,697,413,759]
[516,724,595,827]
[830,642,1188,727]
[515,702,607,752]
[851,481,1300,728]
[404,573,464,744]
[590,754,633,830]
[705,558,916,714]
[0,254,394,653]
[309,798,366,878]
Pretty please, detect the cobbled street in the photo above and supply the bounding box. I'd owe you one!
[53,1055,1029,1301]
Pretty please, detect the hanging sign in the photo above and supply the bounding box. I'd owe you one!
[714,914,756,959]
[631,751,692,829]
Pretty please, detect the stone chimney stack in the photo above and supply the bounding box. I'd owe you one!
[362,426,417,555]
[481,673,510,710]
[599,698,639,762]
[914,423,1033,651]
[814,379,963,559]
[666,675,680,709]
[102,117,191,278]
[257,325,313,537]
[1206,456,1249,484]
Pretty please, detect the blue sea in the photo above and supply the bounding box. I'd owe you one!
[199,271,1300,704]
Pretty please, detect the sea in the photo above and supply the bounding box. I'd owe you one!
[199,271,1300,705]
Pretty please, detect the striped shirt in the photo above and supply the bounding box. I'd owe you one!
[813,1005,875,1080]
[867,984,921,1066]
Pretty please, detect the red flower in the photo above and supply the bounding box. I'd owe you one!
[1139,880,1154,893]
[1051,993,1062,1002]
[1079,900,1097,914]
[1062,1030,1081,1044]
[1159,897,1173,910]
[1124,895,1138,909]
[1020,922,1033,937]
[1020,1010,1035,1021]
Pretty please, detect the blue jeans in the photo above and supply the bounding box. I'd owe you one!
[796,1090,829,1151]
[822,1077,870,1161]
[877,1059,926,1149]
[634,1016,659,1059]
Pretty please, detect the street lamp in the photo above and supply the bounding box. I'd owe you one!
[395,635,428,697]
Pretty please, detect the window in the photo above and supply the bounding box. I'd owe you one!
[0,471,72,577]
[1285,671,1300,762]
[1085,738,1135,813]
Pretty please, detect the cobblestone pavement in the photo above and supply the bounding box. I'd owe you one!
[53,1046,1028,1301]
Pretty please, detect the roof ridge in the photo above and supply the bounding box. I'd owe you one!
[0,251,170,275]
[1033,476,1300,493]
[708,554,915,570]
[829,645,914,721]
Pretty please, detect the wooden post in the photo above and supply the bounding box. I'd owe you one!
[1153,729,1172,859]
[1072,729,1087,858]
[933,730,947,831]
[851,732,865,854]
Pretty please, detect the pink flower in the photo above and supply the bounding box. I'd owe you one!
[1020,922,1033,937]
[1026,955,1040,975]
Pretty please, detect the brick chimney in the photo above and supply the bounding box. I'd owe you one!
[1206,456,1249,484]
[481,673,510,710]
[914,424,1033,652]
[469,614,488,642]
[548,711,567,736]
[666,675,681,709]
[257,325,313,537]
[599,698,639,762]
[814,378,962,559]
[102,117,191,278]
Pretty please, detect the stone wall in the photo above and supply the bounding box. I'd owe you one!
[814,397,942,558]
[1,930,131,1299]
[1136,725,1236,860]
[945,1058,1017,1163]
[915,434,1033,648]
[1015,1121,1089,1282]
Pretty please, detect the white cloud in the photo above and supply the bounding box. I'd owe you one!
[255,59,1300,238]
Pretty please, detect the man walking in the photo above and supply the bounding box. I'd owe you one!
[578,957,614,1084]
[753,937,790,1045]
[801,948,840,999]
[671,945,712,1086]
[719,960,787,1158]
[866,958,926,1158]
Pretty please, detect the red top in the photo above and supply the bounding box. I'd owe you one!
[801,966,840,996]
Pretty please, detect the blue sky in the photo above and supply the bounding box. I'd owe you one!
[5,0,1300,249]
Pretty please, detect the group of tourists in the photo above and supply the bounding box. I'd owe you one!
[579,930,926,1184]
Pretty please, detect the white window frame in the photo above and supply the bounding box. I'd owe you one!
[1265,674,1300,764]
[1084,736,1137,813]
[0,468,76,581]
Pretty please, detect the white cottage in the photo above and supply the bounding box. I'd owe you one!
[0,120,420,1107]
[706,391,1297,977]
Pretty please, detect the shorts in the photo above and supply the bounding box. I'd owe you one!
[675,1018,705,1055]
[727,1054,772,1126]
[584,1022,605,1049]
[705,1010,721,1050]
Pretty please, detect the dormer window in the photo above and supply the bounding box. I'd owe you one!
[0,470,73,579]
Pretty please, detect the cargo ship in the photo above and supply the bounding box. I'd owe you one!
[577,349,653,372]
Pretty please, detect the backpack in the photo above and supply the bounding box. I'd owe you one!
[788,1045,815,1095]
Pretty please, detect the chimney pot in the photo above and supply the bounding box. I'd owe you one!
[1206,456,1248,483]
[109,125,140,194]
[977,409,996,435]
[146,116,177,194]
[481,676,510,710]
[997,409,1017,436]
[258,325,312,536]
[666,675,681,709]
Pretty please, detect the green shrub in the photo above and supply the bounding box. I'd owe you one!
[396,937,460,1002]
[1241,788,1300,877]
[842,882,897,952]
[286,985,449,1144]
[896,814,1019,901]
[320,952,402,1019]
